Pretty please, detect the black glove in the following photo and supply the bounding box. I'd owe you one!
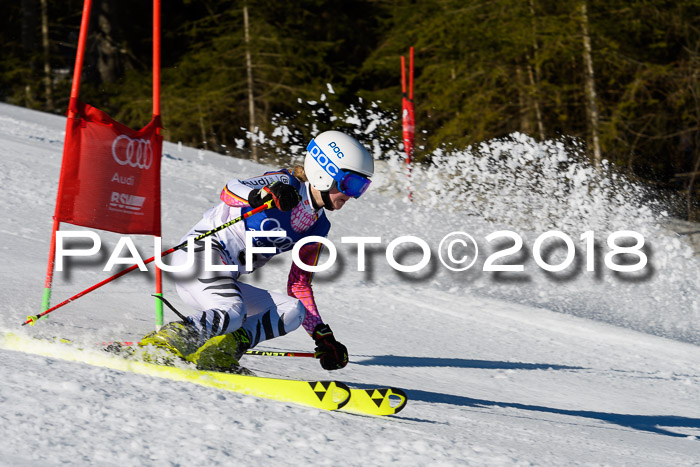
[312,323,349,370]
[248,181,300,211]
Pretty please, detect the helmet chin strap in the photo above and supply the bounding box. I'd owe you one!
[321,190,335,211]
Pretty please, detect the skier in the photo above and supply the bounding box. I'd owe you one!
[140,130,374,372]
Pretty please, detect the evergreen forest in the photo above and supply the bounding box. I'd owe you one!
[2,0,699,218]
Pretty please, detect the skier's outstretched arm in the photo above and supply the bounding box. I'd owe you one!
[288,242,348,370]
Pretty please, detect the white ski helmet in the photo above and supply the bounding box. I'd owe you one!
[304,130,374,197]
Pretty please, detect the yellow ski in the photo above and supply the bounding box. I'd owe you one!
[345,388,408,416]
[1,333,350,411]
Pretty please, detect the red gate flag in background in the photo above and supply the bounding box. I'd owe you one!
[56,100,162,236]
[402,95,415,160]
[401,47,415,201]
[401,47,415,163]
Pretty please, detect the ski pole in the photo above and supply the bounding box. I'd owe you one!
[23,200,274,326]
[245,350,316,358]
[96,343,315,358]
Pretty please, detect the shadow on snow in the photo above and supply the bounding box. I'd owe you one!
[354,355,583,371]
[351,355,697,438]
[404,389,700,438]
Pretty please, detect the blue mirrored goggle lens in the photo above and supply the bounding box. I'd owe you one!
[338,172,371,198]
[307,138,371,197]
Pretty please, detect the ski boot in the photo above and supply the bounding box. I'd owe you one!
[139,321,200,363]
[185,328,252,374]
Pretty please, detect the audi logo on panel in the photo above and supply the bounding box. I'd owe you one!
[112,134,153,169]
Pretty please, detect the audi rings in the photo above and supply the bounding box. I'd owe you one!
[112,134,154,169]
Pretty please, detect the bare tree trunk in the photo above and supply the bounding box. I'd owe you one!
[516,65,533,135]
[688,52,700,220]
[21,0,38,106]
[95,0,120,83]
[525,63,544,140]
[528,0,545,140]
[40,0,53,111]
[21,0,37,54]
[687,149,700,221]
[579,2,602,167]
[244,5,258,162]
[198,104,208,151]
[209,123,219,150]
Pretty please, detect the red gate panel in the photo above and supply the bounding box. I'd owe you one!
[56,100,162,235]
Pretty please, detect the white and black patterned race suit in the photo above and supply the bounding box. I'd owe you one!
[168,169,330,348]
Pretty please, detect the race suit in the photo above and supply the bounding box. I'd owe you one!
[168,168,330,348]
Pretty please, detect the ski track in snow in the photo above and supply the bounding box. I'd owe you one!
[1,102,699,466]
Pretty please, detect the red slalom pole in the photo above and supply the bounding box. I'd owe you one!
[401,56,407,95]
[23,201,273,326]
[409,47,414,101]
[42,0,94,316]
[68,0,93,117]
[152,0,164,328]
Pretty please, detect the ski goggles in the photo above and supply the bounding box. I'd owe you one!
[307,139,372,198]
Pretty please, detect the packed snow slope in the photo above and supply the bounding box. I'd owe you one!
[1,102,699,465]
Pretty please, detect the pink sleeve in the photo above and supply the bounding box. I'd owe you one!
[220,183,250,207]
[288,242,324,335]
